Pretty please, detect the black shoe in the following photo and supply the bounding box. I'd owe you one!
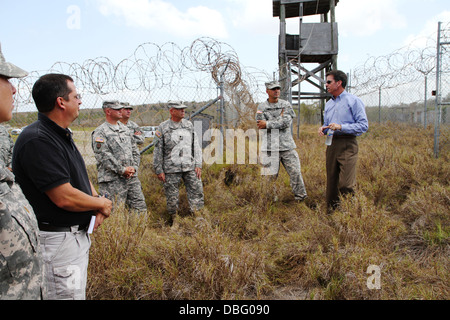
[167,214,175,226]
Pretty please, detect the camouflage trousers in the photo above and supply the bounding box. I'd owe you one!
[260,149,307,200]
[99,176,147,213]
[163,171,204,215]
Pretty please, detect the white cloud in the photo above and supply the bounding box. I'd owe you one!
[226,0,278,35]
[95,0,229,38]
[226,0,411,38]
[336,0,407,37]
[403,11,450,48]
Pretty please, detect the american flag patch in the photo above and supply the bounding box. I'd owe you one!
[155,130,162,138]
[256,110,263,114]
[95,137,104,143]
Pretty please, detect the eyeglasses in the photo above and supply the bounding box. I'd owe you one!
[58,94,82,102]
[326,80,334,84]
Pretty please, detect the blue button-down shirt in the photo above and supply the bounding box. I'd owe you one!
[323,90,369,136]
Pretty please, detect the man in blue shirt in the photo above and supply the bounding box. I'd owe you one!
[318,70,368,211]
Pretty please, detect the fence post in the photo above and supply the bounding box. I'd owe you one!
[424,74,428,128]
[219,59,230,137]
[378,87,382,123]
[434,22,442,158]
[220,73,224,136]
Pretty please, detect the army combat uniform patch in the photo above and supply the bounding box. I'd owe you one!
[95,137,104,149]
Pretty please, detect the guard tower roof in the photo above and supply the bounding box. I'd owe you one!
[273,0,339,18]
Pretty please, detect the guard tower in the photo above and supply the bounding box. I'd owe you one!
[273,0,339,133]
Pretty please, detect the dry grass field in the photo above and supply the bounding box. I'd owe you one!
[86,122,449,300]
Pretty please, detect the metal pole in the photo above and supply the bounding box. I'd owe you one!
[320,69,325,125]
[347,71,351,93]
[220,73,224,136]
[434,22,442,158]
[424,74,428,128]
[219,59,230,137]
[378,87,382,123]
[189,96,221,120]
[279,4,288,101]
[297,2,303,138]
[297,70,301,138]
[330,0,337,70]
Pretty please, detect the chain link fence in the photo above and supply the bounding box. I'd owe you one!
[5,23,450,162]
[288,22,449,158]
[348,21,450,158]
[7,38,272,169]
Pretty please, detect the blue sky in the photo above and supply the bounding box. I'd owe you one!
[1,0,449,81]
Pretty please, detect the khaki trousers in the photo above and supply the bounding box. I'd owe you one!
[326,136,358,209]
[39,230,90,300]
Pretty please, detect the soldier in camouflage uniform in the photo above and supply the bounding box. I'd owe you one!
[119,102,145,146]
[0,125,13,169]
[256,81,307,201]
[153,101,204,221]
[0,168,44,299]
[92,101,147,213]
[0,43,44,299]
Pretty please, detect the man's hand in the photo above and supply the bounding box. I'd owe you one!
[157,172,166,183]
[195,167,202,180]
[318,126,327,136]
[97,196,112,217]
[328,123,342,131]
[257,120,267,129]
[123,166,136,178]
[93,212,106,232]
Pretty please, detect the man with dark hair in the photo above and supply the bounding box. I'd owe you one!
[318,70,369,211]
[31,74,74,113]
[0,43,44,300]
[326,70,348,88]
[12,73,112,299]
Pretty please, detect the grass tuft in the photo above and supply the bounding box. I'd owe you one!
[87,123,449,300]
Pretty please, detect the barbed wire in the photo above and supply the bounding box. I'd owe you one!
[11,21,450,125]
[350,22,450,98]
[14,37,268,119]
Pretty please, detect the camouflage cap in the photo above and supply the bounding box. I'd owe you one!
[120,102,133,109]
[0,43,28,78]
[265,81,281,90]
[167,100,187,109]
[102,100,123,110]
